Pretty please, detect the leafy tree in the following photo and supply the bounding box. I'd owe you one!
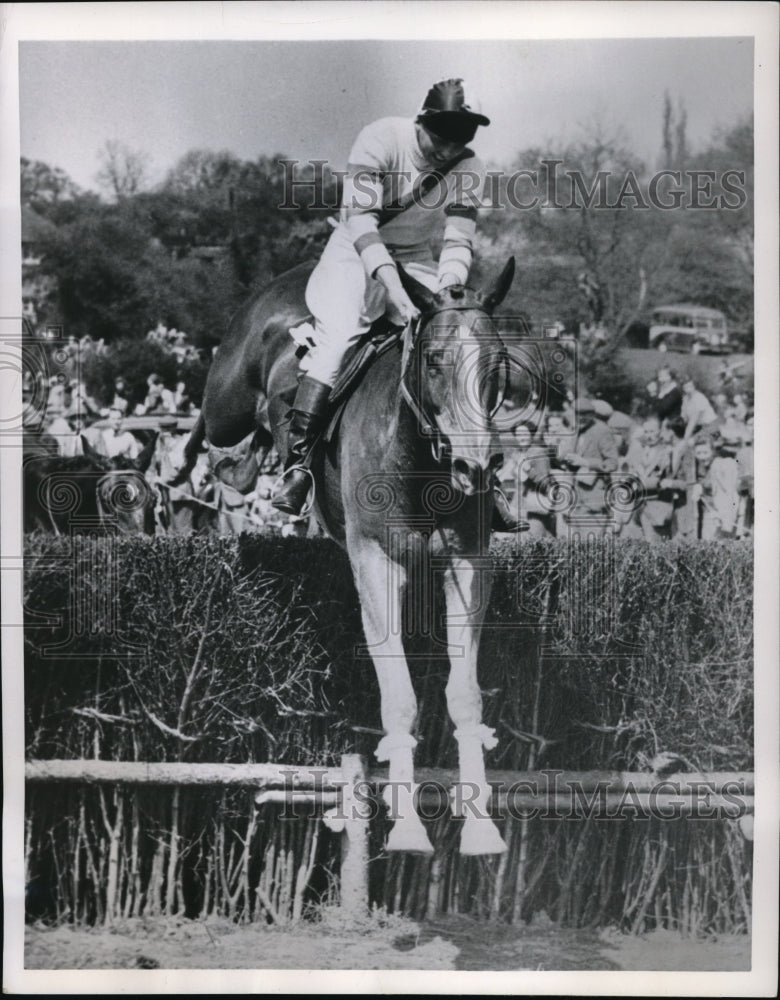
[502,129,668,340]
[21,157,81,210]
[80,334,211,410]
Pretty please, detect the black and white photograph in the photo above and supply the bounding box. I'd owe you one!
[2,2,778,994]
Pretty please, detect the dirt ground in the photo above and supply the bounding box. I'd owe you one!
[24,909,750,972]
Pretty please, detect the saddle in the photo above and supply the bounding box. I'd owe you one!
[287,316,405,446]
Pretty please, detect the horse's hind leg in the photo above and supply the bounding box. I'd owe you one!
[349,536,433,854]
[443,557,507,855]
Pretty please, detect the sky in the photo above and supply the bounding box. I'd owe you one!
[18,36,754,193]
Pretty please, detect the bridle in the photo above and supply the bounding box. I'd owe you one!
[94,467,157,530]
[399,301,510,464]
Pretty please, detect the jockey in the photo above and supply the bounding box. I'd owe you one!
[272,78,513,524]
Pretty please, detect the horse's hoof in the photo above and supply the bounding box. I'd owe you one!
[386,821,434,854]
[459,818,507,856]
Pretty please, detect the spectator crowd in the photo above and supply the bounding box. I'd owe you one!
[498,363,753,541]
[26,344,753,542]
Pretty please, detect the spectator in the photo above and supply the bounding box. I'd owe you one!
[246,451,289,534]
[543,411,572,451]
[99,407,140,460]
[653,366,683,422]
[640,379,658,416]
[46,404,86,458]
[172,380,193,414]
[690,435,739,539]
[159,382,180,414]
[499,420,553,537]
[111,376,130,415]
[659,417,698,539]
[149,416,201,534]
[67,379,101,420]
[63,335,81,379]
[46,375,67,418]
[139,374,167,415]
[732,393,749,423]
[623,415,673,542]
[561,388,576,430]
[735,418,754,537]
[716,358,746,395]
[560,396,619,526]
[718,404,749,450]
[681,377,718,441]
[595,400,635,457]
[712,391,730,419]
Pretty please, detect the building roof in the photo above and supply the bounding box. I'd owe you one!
[651,304,726,319]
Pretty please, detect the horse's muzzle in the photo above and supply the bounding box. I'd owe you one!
[451,452,503,496]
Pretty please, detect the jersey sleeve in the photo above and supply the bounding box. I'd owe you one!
[341,120,396,277]
[437,156,486,288]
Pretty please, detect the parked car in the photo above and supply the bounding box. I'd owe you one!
[648,304,730,354]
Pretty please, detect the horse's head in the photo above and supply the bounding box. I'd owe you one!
[399,258,515,495]
[81,434,158,534]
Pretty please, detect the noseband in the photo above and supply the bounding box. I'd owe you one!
[400,303,509,464]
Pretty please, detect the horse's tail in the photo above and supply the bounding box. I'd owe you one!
[169,412,206,486]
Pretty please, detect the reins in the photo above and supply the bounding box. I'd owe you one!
[399,302,510,464]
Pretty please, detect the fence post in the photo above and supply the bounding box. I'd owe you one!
[339,754,369,920]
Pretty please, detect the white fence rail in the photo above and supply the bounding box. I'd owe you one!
[25,758,754,918]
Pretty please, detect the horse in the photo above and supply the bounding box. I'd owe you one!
[23,436,158,535]
[188,257,516,854]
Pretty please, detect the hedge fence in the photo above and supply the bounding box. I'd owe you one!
[23,535,753,933]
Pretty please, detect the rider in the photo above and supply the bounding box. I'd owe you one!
[272,78,516,526]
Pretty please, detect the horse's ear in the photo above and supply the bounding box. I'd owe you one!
[134,433,157,473]
[480,257,516,313]
[397,264,436,314]
[80,433,107,466]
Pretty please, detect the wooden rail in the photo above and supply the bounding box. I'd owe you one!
[25,758,754,919]
[24,760,754,793]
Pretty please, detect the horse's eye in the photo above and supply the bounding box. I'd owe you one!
[426,349,450,369]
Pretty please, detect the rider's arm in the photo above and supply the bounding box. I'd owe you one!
[437,160,486,289]
[340,119,396,279]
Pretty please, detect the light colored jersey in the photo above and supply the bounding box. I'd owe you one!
[100,428,139,460]
[340,117,486,284]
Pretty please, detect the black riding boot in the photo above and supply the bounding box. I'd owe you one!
[271,376,331,516]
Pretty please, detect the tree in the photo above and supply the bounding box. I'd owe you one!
[662,93,674,169]
[21,157,80,208]
[95,140,149,201]
[503,128,666,340]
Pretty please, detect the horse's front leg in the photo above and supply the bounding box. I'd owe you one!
[349,535,434,854]
[443,556,507,855]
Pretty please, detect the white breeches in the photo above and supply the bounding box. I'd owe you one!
[304,224,438,387]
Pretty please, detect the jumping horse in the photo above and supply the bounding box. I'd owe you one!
[190,257,516,854]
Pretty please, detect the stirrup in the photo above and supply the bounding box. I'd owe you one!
[271,464,316,518]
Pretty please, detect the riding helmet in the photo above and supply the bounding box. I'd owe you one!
[416,78,490,144]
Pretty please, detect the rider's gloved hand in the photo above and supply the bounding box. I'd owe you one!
[438,272,461,291]
[375,264,421,326]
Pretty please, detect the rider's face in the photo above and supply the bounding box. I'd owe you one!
[416,124,467,166]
